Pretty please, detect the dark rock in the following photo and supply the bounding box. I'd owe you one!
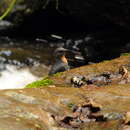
[80,31,130,63]
[71,76,86,87]
[0,20,13,31]
[54,99,106,128]
[54,30,130,66]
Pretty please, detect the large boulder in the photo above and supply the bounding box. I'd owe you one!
[0,55,130,129]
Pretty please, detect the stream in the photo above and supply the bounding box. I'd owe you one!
[0,32,129,89]
[0,36,57,89]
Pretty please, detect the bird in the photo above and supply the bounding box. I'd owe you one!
[49,47,70,75]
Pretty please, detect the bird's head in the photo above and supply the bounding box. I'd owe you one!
[54,47,69,63]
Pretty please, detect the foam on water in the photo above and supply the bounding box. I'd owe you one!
[0,65,39,89]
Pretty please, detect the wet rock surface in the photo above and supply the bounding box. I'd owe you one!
[0,20,13,31]
[50,54,130,86]
[53,98,106,129]
[70,65,129,87]
[0,83,129,129]
[0,55,129,129]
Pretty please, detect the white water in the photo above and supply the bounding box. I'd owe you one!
[0,65,39,89]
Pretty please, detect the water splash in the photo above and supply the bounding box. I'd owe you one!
[0,65,39,89]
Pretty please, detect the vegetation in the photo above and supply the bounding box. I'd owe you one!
[0,0,16,20]
[67,103,75,109]
[25,77,53,88]
[120,53,129,56]
[53,72,62,77]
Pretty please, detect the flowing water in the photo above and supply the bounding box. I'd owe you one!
[0,36,56,89]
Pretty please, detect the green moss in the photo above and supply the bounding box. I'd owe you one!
[101,60,109,63]
[25,78,53,88]
[120,53,129,56]
[53,72,62,77]
[67,103,75,109]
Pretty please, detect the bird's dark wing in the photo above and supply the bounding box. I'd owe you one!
[49,62,70,75]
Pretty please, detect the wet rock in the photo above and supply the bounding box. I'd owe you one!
[104,112,124,121]
[70,66,130,87]
[121,125,130,130]
[0,83,129,129]
[51,55,130,87]
[57,30,130,66]
[119,111,130,130]
[86,72,112,86]
[0,55,130,129]
[82,31,130,63]
[53,99,106,129]
[123,111,130,125]
[71,76,86,87]
[0,20,13,31]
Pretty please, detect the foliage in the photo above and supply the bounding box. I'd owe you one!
[0,0,17,20]
[0,0,61,20]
